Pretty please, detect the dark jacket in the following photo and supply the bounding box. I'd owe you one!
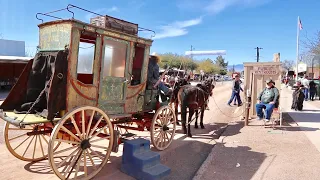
[147,59,160,85]
[232,80,241,92]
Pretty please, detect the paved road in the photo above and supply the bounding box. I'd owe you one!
[0,81,244,180]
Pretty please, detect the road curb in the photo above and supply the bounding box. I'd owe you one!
[192,123,230,180]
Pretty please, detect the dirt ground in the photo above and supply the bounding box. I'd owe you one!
[0,81,243,180]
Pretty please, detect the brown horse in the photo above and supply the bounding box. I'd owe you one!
[177,78,215,137]
[170,78,190,125]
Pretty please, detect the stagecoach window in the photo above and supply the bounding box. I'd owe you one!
[103,39,127,77]
[131,44,145,85]
[77,41,95,74]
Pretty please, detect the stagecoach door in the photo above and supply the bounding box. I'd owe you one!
[98,37,130,114]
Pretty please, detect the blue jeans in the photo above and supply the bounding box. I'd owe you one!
[303,88,309,100]
[228,90,242,105]
[256,103,275,120]
[158,82,169,94]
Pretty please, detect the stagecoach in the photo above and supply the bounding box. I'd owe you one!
[0,5,176,180]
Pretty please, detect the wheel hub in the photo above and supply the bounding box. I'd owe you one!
[80,139,91,150]
[162,125,169,131]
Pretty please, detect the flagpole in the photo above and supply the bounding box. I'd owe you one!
[296,16,300,81]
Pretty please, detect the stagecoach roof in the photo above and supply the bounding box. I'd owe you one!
[38,19,154,43]
[0,56,32,63]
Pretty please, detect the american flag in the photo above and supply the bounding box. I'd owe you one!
[299,18,303,30]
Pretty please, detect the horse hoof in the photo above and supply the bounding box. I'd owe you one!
[188,133,192,137]
[194,125,198,129]
[201,126,205,129]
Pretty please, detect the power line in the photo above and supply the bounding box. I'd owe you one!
[254,47,263,62]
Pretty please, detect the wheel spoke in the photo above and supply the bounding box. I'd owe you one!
[55,139,80,145]
[13,136,31,150]
[40,135,49,145]
[23,135,35,157]
[88,148,104,160]
[70,116,82,140]
[9,133,27,141]
[32,135,38,159]
[38,135,45,157]
[54,145,78,155]
[74,155,81,179]
[156,132,163,147]
[57,147,80,168]
[86,110,95,139]
[86,149,97,170]
[61,126,81,142]
[81,110,86,138]
[83,150,88,177]
[91,125,109,139]
[91,144,108,150]
[64,149,82,179]
[89,116,103,137]
[90,136,110,143]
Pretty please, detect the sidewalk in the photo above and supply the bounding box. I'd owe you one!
[193,85,320,180]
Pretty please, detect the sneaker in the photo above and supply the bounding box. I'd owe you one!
[233,103,237,105]
[227,103,232,106]
[264,119,270,122]
[256,117,262,120]
[238,103,243,107]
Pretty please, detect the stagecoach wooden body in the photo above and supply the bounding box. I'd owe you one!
[0,5,176,180]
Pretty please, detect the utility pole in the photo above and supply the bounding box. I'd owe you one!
[254,47,263,62]
[232,64,235,73]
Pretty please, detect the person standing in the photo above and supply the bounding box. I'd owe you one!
[309,80,316,101]
[227,75,242,106]
[301,75,310,101]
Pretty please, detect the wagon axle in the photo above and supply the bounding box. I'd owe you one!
[80,139,91,150]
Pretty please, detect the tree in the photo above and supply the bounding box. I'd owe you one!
[158,53,198,70]
[281,60,294,72]
[302,31,320,55]
[214,55,228,69]
[197,59,220,74]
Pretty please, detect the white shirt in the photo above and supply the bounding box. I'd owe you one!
[302,78,310,88]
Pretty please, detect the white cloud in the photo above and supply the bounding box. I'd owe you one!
[85,6,119,20]
[177,0,271,14]
[205,0,271,14]
[153,17,202,40]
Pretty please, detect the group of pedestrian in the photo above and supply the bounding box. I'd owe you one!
[301,75,317,101]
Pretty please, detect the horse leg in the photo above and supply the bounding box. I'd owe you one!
[181,103,187,135]
[188,108,195,137]
[194,108,199,129]
[200,106,205,129]
[175,103,180,125]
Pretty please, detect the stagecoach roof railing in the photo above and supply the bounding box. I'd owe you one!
[36,4,156,38]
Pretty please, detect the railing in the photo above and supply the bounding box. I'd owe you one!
[36,4,156,38]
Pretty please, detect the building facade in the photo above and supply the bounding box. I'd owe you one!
[0,39,25,56]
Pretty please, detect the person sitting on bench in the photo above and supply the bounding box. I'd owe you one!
[255,79,279,122]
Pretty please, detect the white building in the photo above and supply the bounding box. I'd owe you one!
[0,39,25,56]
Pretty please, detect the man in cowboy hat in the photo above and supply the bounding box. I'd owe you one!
[147,55,172,95]
[255,79,279,122]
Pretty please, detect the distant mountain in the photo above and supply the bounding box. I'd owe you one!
[227,64,244,72]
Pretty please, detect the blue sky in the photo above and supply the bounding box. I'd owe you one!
[1,0,320,65]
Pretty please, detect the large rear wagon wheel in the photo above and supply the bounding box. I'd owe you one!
[48,106,114,180]
[151,105,176,151]
[3,122,60,162]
